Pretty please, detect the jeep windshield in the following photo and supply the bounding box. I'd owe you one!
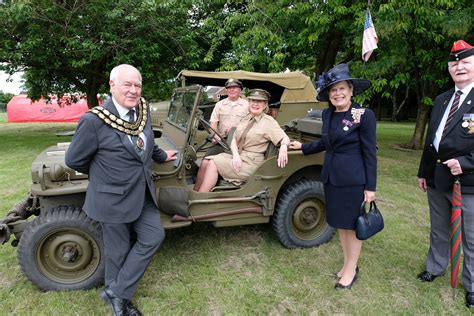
[166,88,198,130]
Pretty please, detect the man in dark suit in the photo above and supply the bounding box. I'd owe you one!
[66,64,177,315]
[417,40,474,308]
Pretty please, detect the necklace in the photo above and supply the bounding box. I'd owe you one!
[90,98,148,136]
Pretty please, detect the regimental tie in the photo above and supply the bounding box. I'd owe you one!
[442,90,463,138]
[127,109,145,159]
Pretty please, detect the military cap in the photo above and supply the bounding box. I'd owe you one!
[248,89,271,101]
[225,78,243,89]
[448,40,474,62]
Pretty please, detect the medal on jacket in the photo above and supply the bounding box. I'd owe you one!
[342,119,353,131]
[136,137,145,150]
[351,108,365,124]
[463,113,474,134]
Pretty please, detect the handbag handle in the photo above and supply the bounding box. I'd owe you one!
[360,201,377,215]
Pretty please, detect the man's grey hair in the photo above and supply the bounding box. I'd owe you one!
[110,64,142,81]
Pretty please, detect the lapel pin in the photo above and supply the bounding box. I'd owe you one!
[468,100,472,105]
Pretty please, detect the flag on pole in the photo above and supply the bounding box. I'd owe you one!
[362,9,378,62]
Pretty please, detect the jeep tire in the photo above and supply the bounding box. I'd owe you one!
[18,206,104,291]
[273,179,335,248]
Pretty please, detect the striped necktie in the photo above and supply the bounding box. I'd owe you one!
[442,90,462,138]
[127,109,145,159]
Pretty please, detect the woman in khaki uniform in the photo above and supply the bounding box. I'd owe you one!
[194,89,290,192]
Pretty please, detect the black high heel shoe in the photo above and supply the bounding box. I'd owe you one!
[334,267,359,290]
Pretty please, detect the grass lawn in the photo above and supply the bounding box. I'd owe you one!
[0,113,470,315]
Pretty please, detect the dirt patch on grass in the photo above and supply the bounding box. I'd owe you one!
[220,252,262,270]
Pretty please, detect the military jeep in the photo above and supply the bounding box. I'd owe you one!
[0,70,333,292]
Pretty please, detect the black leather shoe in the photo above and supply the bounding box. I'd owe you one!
[334,266,359,280]
[100,287,126,316]
[466,292,474,308]
[335,272,358,290]
[417,271,441,282]
[125,300,143,316]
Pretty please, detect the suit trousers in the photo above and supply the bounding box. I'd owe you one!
[425,186,474,291]
[101,189,165,300]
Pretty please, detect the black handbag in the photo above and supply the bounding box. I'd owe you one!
[356,201,384,240]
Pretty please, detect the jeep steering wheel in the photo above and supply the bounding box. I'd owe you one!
[198,117,230,151]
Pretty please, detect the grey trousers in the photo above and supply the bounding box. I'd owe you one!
[425,186,474,292]
[101,193,165,300]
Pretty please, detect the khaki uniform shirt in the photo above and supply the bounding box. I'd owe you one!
[208,113,287,184]
[210,97,249,137]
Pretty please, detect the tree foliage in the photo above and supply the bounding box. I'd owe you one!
[0,0,201,107]
[193,0,472,148]
[1,0,473,148]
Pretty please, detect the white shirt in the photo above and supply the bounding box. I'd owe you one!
[433,82,473,151]
[112,97,147,150]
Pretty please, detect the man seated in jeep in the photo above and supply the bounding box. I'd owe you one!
[206,78,249,156]
[194,89,290,192]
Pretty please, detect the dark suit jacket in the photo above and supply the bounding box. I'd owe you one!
[301,103,377,191]
[418,87,474,193]
[65,97,168,223]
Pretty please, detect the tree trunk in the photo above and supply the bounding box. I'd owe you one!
[86,90,99,109]
[85,77,101,109]
[391,94,398,122]
[376,94,382,121]
[405,102,430,150]
[315,30,343,74]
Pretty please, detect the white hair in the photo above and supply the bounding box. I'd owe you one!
[109,64,142,81]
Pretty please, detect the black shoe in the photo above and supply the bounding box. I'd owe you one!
[125,300,143,316]
[335,271,358,290]
[466,292,474,308]
[417,271,441,282]
[334,266,359,280]
[100,287,127,316]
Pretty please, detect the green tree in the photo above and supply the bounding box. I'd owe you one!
[354,0,473,149]
[0,91,14,104]
[197,0,473,149]
[0,0,200,107]
[194,0,366,74]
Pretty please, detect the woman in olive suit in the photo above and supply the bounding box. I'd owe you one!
[289,63,377,290]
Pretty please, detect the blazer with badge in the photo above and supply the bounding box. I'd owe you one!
[301,103,377,191]
[65,97,168,224]
[418,87,474,193]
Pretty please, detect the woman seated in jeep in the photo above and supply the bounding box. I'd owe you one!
[194,89,290,192]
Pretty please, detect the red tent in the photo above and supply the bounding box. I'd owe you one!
[7,95,89,123]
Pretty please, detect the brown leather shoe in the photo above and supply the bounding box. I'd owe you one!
[100,287,126,316]
[417,271,442,282]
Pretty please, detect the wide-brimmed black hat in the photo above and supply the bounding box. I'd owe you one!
[316,63,371,102]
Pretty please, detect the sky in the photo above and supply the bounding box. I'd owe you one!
[0,71,25,95]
